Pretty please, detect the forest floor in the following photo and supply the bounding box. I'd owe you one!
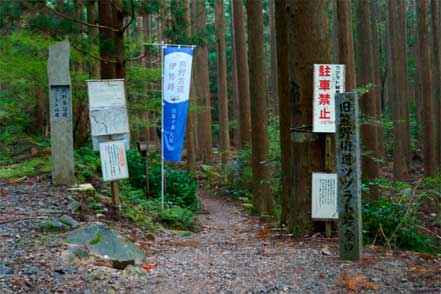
[0,175,440,294]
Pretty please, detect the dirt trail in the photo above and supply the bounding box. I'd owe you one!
[0,178,440,294]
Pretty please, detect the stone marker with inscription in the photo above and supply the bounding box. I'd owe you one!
[335,92,362,261]
[48,40,75,185]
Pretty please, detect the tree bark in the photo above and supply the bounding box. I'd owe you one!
[370,0,384,159]
[268,0,278,115]
[417,0,437,177]
[215,0,230,164]
[356,0,379,187]
[336,0,356,91]
[286,0,329,235]
[232,0,251,148]
[246,0,274,214]
[113,0,125,79]
[192,0,212,162]
[388,0,410,179]
[275,0,290,225]
[86,0,99,78]
[98,0,115,79]
[398,1,412,164]
[230,2,240,147]
[431,0,441,171]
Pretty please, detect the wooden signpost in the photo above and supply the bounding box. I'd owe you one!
[47,40,75,185]
[312,64,345,237]
[86,79,130,207]
[335,92,362,261]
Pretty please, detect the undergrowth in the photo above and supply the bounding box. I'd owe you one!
[363,178,441,253]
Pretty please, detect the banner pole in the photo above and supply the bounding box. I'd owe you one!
[161,40,165,211]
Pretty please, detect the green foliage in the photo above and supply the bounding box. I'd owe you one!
[74,145,101,182]
[157,207,195,230]
[127,150,199,209]
[362,179,439,253]
[0,157,51,180]
[224,116,281,203]
[120,185,194,231]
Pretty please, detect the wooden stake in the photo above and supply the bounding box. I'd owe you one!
[111,181,121,206]
[324,133,333,238]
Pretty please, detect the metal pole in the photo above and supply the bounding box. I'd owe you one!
[161,40,165,211]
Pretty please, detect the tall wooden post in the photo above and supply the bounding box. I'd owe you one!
[336,92,362,261]
[48,40,75,185]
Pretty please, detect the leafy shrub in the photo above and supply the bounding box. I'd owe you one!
[74,145,101,182]
[362,179,438,253]
[126,150,198,210]
[156,207,195,230]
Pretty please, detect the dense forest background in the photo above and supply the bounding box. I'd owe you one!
[0,0,440,254]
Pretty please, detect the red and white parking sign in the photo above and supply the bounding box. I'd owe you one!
[313,64,345,133]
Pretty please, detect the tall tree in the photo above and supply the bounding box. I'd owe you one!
[268,0,278,114]
[285,0,329,234]
[275,0,290,225]
[417,0,437,177]
[336,0,356,91]
[98,0,115,78]
[431,0,441,170]
[86,0,99,77]
[215,0,230,163]
[113,0,125,79]
[192,0,212,162]
[388,0,410,179]
[370,0,384,158]
[232,0,251,147]
[230,2,240,147]
[246,0,274,213]
[356,0,379,187]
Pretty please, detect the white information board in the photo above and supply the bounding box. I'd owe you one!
[86,79,130,137]
[99,140,129,182]
[313,64,345,133]
[312,173,338,219]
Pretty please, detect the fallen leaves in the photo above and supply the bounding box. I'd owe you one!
[255,227,272,239]
[172,241,201,247]
[336,272,381,293]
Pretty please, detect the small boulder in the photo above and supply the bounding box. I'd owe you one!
[38,219,70,232]
[58,215,79,228]
[65,223,145,270]
[68,199,81,213]
[0,263,13,276]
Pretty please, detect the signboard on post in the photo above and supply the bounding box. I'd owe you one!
[313,64,345,133]
[311,173,338,219]
[48,40,75,185]
[99,140,129,182]
[86,79,130,150]
[336,92,362,261]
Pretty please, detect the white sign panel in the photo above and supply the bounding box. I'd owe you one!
[87,79,126,108]
[86,79,130,137]
[312,173,338,219]
[99,140,129,182]
[313,64,345,133]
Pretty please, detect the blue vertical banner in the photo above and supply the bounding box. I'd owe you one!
[162,46,194,161]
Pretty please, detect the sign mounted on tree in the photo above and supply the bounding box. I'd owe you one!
[311,173,338,219]
[162,46,194,162]
[313,64,345,133]
[86,79,130,150]
[99,140,129,182]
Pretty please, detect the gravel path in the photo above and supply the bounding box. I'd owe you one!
[0,177,440,294]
